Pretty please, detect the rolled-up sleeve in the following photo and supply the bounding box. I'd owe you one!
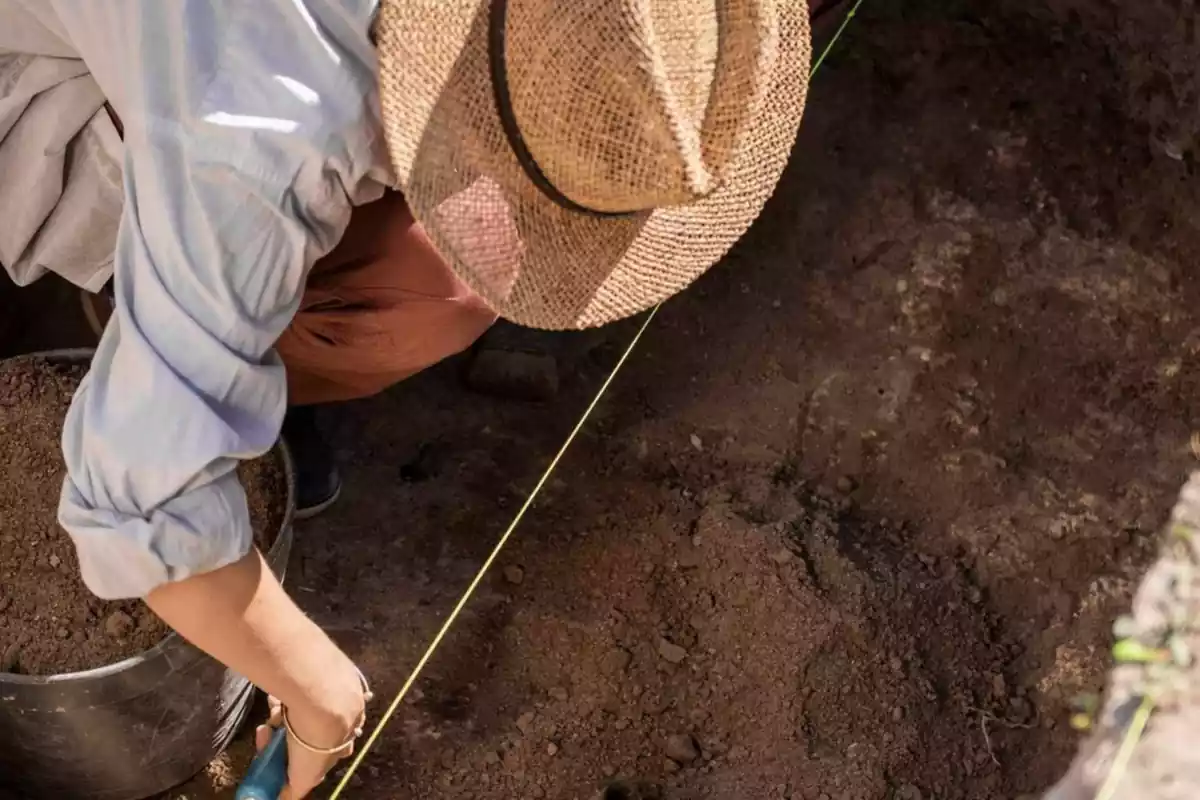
[49,0,387,599]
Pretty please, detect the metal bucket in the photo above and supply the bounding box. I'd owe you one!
[0,349,296,799]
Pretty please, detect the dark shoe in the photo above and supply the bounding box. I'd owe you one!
[464,321,561,402]
[281,406,342,519]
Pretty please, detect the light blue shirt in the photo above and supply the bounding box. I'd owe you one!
[0,1,390,598]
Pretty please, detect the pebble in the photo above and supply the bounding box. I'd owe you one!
[665,733,700,763]
[546,742,559,757]
[105,610,135,639]
[835,476,855,493]
[549,686,570,702]
[0,595,10,613]
[602,648,633,674]
[517,711,536,735]
[690,434,704,451]
[484,751,500,766]
[770,549,793,565]
[657,638,688,664]
[894,783,923,800]
[503,565,525,585]
[48,554,61,569]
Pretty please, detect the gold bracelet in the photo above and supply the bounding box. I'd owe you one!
[281,667,374,755]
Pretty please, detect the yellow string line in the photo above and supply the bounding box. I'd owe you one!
[328,305,659,798]
[1095,696,1153,800]
[328,6,864,794]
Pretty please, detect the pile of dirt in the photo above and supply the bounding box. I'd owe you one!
[381,480,1032,800]
[0,357,288,677]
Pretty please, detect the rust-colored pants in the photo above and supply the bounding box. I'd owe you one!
[277,191,496,405]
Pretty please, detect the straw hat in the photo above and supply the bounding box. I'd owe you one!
[373,0,812,330]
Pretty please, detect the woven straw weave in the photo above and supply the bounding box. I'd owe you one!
[374,0,812,330]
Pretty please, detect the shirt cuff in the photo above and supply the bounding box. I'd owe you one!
[58,468,253,600]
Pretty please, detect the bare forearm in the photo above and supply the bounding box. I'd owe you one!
[146,551,362,732]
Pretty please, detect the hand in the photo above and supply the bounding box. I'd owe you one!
[143,553,370,799]
[254,686,366,800]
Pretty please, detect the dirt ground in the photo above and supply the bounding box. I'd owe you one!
[6,1,1200,799]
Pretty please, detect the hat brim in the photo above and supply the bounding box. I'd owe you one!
[374,0,812,330]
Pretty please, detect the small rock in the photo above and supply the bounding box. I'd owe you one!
[549,687,570,702]
[48,554,61,569]
[657,638,688,664]
[690,434,704,451]
[0,596,11,613]
[602,648,633,674]
[665,734,700,763]
[892,707,904,722]
[546,742,559,757]
[677,549,704,569]
[770,549,793,565]
[664,758,681,773]
[894,782,923,800]
[503,565,525,585]
[517,711,536,735]
[484,751,501,766]
[1008,696,1034,722]
[835,476,855,493]
[56,627,69,640]
[991,673,1007,698]
[105,610,135,638]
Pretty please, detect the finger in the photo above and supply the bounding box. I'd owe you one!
[285,759,327,800]
[281,773,323,800]
[280,781,318,800]
[254,724,273,753]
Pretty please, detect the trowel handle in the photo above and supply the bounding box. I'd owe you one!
[235,727,289,800]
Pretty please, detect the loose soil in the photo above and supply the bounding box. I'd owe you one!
[162,3,1200,797]
[0,357,287,677]
[0,0,1193,797]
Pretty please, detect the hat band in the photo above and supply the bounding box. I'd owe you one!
[487,0,634,219]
